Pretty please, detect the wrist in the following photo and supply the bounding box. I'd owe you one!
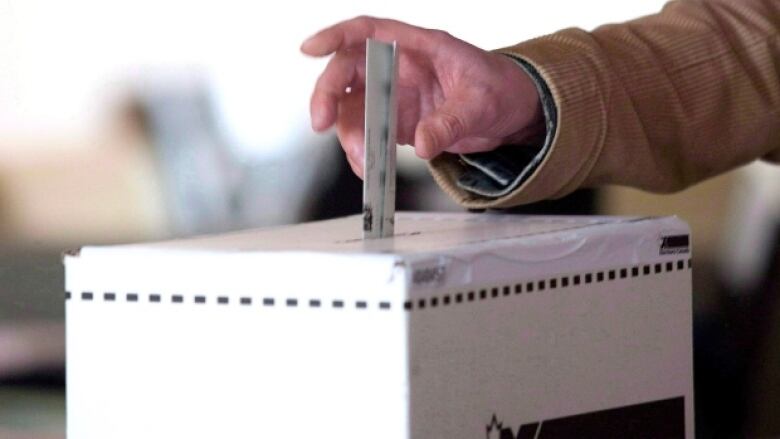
[443,51,559,200]
[492,52,546,145]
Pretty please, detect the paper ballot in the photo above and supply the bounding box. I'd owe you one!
[363,39,399,239]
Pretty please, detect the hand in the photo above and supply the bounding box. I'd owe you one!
[301,16,544,178]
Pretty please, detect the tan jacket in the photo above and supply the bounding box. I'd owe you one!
[429,0,780,208]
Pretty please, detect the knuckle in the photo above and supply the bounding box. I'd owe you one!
[428,29,453,42]
[437,111,466,142]
[310,87,327,110]
[353,15,376,28]
[314,77,334,99]
[309,88,320,107]
[314,67,330,87]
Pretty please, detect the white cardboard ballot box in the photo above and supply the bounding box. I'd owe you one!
[65,212,694,438]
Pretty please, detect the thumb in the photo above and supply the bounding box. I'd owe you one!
[414,98,473,159]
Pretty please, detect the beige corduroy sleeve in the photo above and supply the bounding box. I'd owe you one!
[428,0,780,208]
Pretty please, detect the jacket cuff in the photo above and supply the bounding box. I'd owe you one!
[428,29,608,208]
[455,56,558,198]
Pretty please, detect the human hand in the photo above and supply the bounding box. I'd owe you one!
[301,16,544,178]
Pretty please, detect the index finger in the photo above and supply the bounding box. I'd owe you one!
[300,16,428,57]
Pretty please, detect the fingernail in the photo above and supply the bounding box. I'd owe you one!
[417,129,436,158]
[355,145,365,165]
[312,113,321,131]
[312,110,327,131]
[302,35,326,55]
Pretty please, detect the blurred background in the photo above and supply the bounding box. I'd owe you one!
[1,0,779,437]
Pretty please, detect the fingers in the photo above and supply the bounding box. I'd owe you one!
[301,16,430,57]
[445,137,498,155]
[413,96,476,159]
[301,17,375,56]
[310,50,365,131]
[336,91,366,178]
[345,150,364,180]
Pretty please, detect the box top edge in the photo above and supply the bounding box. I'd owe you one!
[68,213,687,261]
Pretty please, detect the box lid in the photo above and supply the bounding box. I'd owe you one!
[64,212,690,298]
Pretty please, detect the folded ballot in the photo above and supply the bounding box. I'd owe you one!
[65,212,694,438]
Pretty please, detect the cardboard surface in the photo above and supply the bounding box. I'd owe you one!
[65,212,694,438]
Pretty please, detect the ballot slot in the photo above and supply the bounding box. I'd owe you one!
[362,39,399,239]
